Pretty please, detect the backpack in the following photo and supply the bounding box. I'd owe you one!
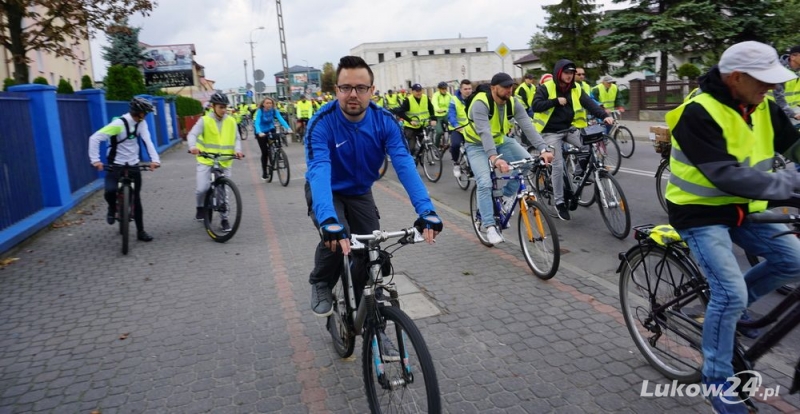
[464,84,515,123]
[107,116,144,164]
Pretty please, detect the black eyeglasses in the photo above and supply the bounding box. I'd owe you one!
[336,84,372,95]
[576,73,586,76]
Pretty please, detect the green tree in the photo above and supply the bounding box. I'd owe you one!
[56,78,74,93]
[321,62,335,93]
[769,0,800,52]
[104,64,145,101]
[534,0,609,80]
[32,76,49,85]
[0,0,155,84]
[81,75,94,90]
[101,18,146,67]
[125,66,146,95]
[3,78,17,91]
[174,95,203,117]
[676,63,701,80]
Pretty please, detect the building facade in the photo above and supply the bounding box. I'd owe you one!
[275,65,321,100]
[350,37,529,93]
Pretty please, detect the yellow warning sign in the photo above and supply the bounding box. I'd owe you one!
[495,43,510,58]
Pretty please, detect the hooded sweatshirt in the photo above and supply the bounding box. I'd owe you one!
[667,66,800,229]
[530,59,608,133]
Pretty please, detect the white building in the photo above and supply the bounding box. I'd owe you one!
[350,37,530,93]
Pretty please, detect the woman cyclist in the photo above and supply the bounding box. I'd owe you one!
[254,97,292,180]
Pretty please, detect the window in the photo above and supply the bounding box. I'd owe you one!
[476,48,481,52]
[428,50,434,55]
[412,51,418,56]
[444,49,450,54]
[460,48,466,53]
[395,52,401,58]
[643,57,657,72]
[378,53,384,63]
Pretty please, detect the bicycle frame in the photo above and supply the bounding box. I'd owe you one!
[485,159,542,230]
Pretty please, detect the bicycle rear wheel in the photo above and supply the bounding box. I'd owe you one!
[276,148,290,186]
[203,177,243,243]
[120,185,130,255]
[619,245,706,383]
[422,146,443,182]
[595,171,631,238]
[532,167,559,218]
[363,306,440,413]
[469,186,494,247]
[615,126,636,158]
[518,196,560,279]
[597,135,621,175]
[655,160,670,214]
[456,157,470,191]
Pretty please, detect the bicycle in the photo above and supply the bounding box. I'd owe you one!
[104,163,151,255]
[377,154,390,180]
[533,126,631,238]
[238,113,251,141]
[260,131,291,187]
[608,110,635,158]
[327,227,441,413]
[197,152,243,243]
[296,118,308,144]
[469,157,560,279]
[454,144,472,191]
[617,214,800,412]
[411,126,443,183]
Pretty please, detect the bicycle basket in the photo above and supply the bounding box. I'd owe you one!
[580,124,606,145]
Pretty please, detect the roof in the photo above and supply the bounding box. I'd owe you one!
[514,52,540,65]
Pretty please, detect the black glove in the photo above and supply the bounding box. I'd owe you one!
[319,218,347,244]
[414,211,443,233]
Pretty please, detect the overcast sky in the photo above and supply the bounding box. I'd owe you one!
[90,0,623,91]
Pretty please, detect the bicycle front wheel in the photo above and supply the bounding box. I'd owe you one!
[595,171,631,238]
[328,277,355,358]
[655,160,670,214]
[203,177,243,243]
[469,186,495,246]
[276,148,290,186]
[619,246,705,383]
[120,185,130,255]
[422,146,443,182]
[363,306,440,413]
[518,196,560,279]
[598,135,621,175]
[615,126,636,158]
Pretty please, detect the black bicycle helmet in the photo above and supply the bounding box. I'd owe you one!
[130,97,155,114]
[209,92,229,106]
[437,81,448,89]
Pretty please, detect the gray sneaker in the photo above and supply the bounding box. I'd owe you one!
[379,331,400,362]
[310,282,333,317]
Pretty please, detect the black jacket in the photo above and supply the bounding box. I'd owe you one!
[531,59,607,133]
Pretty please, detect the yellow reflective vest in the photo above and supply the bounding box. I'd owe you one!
[665,93,773,213]
[296,100,313,119]
[432,91,451,117]
[196,115,237,168]
[593,84,618,110]
[385,93,400,109]
[403,95,430,129]
[450,96,468,130]
[532,80,587,132]
[463,92,516,145]
[784,78,800,108]
[514,82,535,109]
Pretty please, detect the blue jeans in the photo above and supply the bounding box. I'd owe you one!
[465,138,531,228]
[676,222,800,382]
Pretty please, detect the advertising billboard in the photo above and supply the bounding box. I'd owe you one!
[141,44,195,87]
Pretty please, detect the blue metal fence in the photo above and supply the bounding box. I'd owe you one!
[0,92,42,232]
[106,101,129,121]
[57,94,95,193]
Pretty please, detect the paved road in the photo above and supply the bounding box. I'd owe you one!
[1,127,799,413]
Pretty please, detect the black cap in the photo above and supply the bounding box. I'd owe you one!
[523,73,535,80]
[562,63,577,72]
[490,73,514,87]
[411,83,423,91]
[791,45,800,55]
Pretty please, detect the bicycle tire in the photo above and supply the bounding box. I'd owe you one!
[276,148,290,187]
[598,135,621,175]
[328,277,355,358]
[469,186,494,247]
[655,160,670,214]
[203,177,243,243]
[518,196,560,279]
[378,156,389,179]
[532,167,559,218]
[121,185,130,255]
[455,158,470,191]
[239,124,248,140]
[363,306,441,414]
[422,146,443,182]
[595,171,631,239]
[619,245,706,383]
[615,126,636,158]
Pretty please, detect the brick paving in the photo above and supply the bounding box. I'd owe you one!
[1,137,799,413]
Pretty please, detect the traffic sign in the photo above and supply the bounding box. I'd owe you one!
[253,69,264,81]
[255,81,266,93]
[246,90,253,97]
[495,43,510,59]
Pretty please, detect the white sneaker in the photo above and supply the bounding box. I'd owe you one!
[453,165,462,178]
[502,195,516,214]
[486,226,504,244]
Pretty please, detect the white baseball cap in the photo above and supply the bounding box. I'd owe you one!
[718,41,797,84]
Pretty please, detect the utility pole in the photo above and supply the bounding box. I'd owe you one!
[247,27,264,102]
[243,60,248,98]
[276,0,290,99]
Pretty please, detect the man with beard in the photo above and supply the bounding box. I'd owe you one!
[463,73,554,245]
[304,56,443,341]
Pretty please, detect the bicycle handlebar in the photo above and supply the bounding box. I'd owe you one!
[192,151,243,160]
[349,227,425,250]
[747,212,800,224]
[104,163,152,172]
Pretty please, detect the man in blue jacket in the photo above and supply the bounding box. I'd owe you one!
[304,56,443,322]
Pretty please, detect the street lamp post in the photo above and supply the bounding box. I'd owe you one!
[248,26,265,102]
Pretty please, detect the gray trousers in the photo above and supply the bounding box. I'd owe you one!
[542,129,583,204]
